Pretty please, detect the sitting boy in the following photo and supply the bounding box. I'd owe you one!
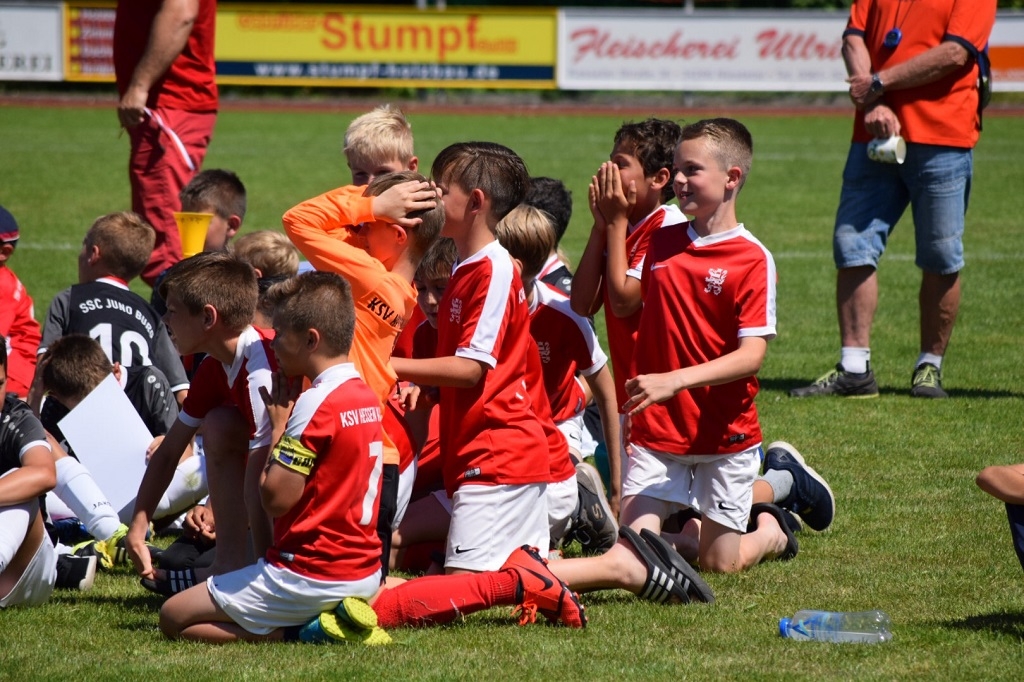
[160,273,585,642]
[0,205,42,400]
[39,335,205,566]
[0,343,58,608]
[29,211,188,412]
[158,272,391,643]
[125,252,276,593]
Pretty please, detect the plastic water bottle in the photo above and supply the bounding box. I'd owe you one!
[779,610,893,643]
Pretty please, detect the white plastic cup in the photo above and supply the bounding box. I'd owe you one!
[867,136,907,164]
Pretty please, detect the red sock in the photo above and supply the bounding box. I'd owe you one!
[373,570,520,628]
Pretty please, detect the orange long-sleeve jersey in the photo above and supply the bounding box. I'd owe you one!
[283,186,417,466]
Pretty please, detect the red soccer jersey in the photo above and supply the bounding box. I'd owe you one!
[529,282,608,423]
[266,363,384,582]
[604,204,686,409]
[0,267,41,397]
[630,223,776,456]
[436,240,550,497]
[525,336,575,484]
[392,305,426,359]
[410,319,442,500]
[113,0,218,112]
[179,326,276,449]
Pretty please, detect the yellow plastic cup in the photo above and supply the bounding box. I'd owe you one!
[174,212,214,258]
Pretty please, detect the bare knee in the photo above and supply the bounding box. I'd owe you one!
[699,553,744,574]
[159,602,184,640]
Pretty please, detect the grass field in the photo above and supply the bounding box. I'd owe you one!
[2,99,1024,680]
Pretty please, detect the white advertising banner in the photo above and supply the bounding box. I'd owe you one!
[0,2,62,81]
[559,10,1024,93]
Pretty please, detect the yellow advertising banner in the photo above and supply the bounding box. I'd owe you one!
[62,2,556,88]
[64,1,115,82]
[216,4,557,88]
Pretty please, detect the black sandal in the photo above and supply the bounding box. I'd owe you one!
[620,526,713,604]
[141,567,198,596]
[747,503,799,561]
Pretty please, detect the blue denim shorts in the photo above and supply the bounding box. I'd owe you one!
[833,142,972,275]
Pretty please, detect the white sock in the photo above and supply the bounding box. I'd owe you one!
[916,353,942,370]
[0,502,33,572]
[118,455,208,525]
[839,347,871,374]
[54,457,122,541]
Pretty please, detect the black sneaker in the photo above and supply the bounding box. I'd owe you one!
[55,554,97,591]
[910,363,947,398]
[569,462,618,555]
[789,363,879,398]
[763,441,835,532]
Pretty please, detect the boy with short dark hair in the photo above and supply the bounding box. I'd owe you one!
[178,168,247,255]
[0,205,41,400]
[525,176,575,295]
[30,211,188,412]
[157,272,392,644]
[390,142,552,575]
[125,252,276,594]
[570,118,685,413]
[40,335,205,559]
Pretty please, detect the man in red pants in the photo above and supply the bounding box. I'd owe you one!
[114,0,218,286]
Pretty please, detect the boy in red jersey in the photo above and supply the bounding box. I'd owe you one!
[158,272,391,643]
[390,142,551,574]
[125,252,276,593]
[570,119,685,412]
[549,119,797,607]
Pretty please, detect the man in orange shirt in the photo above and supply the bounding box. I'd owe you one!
[792,0,995,400]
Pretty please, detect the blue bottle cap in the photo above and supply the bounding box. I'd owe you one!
[779,617,791,637]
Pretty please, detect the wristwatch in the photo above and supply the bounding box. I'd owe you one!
[870,73,885,96]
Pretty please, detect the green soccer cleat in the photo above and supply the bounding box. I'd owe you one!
[299,599,390,646]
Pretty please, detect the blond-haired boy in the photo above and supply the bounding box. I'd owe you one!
[495,204,622,554]
[343,104,418,186]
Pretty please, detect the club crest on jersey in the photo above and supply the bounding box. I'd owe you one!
[449,298,463,323]
[537,341,551,364]
[705,268,728,295]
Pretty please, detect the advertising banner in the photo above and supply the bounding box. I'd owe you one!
[216,5,557,89]
[558,10,1024,92]
[64,1,114,82]
[0,2,62,81]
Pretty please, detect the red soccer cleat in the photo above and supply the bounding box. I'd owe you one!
[500,545,587,628]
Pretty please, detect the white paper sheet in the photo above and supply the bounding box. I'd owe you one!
[57,374,153,513]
